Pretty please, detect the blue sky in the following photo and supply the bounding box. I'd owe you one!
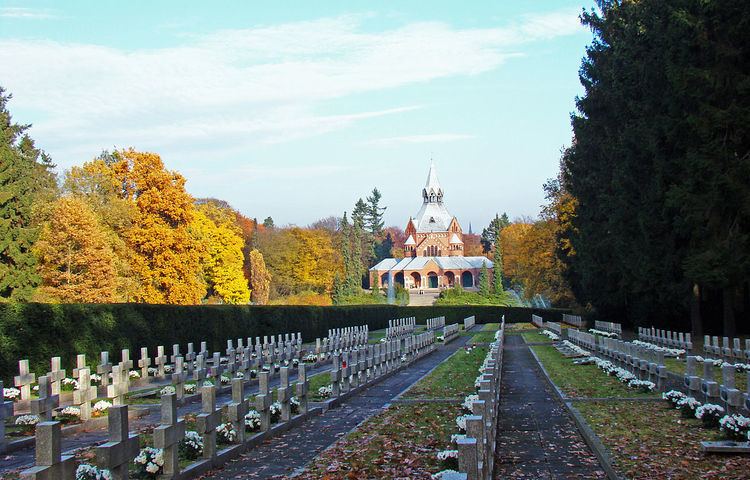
[0,1,593,230]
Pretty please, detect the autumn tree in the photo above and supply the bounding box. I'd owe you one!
[191,203,250,304]
[0,87,57,301]
[248,249,271,304]
[500,221,533,286]
[114,149,204,304]
[481,213,509,253]
[34,197,117,303]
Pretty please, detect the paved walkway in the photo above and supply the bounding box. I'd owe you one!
[493,335,606,479]
[206,334,474,479]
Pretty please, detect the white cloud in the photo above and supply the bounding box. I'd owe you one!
[0,9,583,169]
[0,7,55,19]
[364,133,476,148]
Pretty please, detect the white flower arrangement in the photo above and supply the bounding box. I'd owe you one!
[541,330,560,341]
[235,372,244,379]
[147,367,158,376]
[33,385,39,392]
[217,422,237,443]
[59,406,81,419]
[676,396,701,418]
[431,469,465,480]
[437,335,445,342]
[75,463,113,480]
[184,383,197,394]
[436,449,458,461]
[455,415,469,433]
[695,403,725,427]
[720,414,750,441]
[292,359,300,367]
[3,387,21,401]
[450,433,466,443]
[662,390,687,406]
[62,377,79,390]
[90,374,102,384]
[462,394,478,414]
[588,328,618,338]
[631,340,684,358]
[128,370,141,379]
[244,410,261,431]
[318,385,333,398]
[160,385,176,396]
[561,340,590,357]
[220,375,231,385]
[134,447,164,476]
[93,400,112,414]
[627,379,655,392]
[400,354,408,363]
[15,414,39,426]
[290,396,300,414]
[164,365,173,373]
[270,401,282,422]
[180,431,203,460]
[303,354,317,363]
[249,369,258,378]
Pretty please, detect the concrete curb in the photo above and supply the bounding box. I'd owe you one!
[526,343,623,480]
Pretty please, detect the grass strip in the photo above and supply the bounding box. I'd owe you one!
[404,346,487,399]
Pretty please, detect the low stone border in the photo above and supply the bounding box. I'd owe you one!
[567,397,664,402]
[527,343,623,480]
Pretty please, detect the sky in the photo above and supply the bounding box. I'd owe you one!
[0,1,594,231]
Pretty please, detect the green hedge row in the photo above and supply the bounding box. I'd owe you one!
[0,303,567,382]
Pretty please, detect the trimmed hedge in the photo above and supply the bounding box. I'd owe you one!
[0,303,568,381]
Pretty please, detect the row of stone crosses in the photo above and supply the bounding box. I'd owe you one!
[16,324,439,479]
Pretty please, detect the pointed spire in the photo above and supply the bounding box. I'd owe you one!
[422,161,444,204]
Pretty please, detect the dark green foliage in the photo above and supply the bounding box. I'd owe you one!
[0,87,57,302]
[0,303,568,381]
[481,213,509,253]
[365,188,386,235]
[262,217,274,228]
[478,263,490,296]
[561,0,750,331]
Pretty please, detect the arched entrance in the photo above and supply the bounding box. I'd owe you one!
[410,272,422,289]
[394,271,404,286]
[445,271,455,287]
[461,271,473,288]
[380,273,389,288]
[427,271,438,288]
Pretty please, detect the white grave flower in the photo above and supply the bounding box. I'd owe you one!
[75,463,113,480]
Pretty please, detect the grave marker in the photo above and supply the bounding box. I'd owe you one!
[96,405,139,480]
[154,393,185,479]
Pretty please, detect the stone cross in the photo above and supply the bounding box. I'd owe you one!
[278,367,292,422]
[154,393,185,479]
[0,381,14,453]
[20,421,75,479]
[97,352,112,388]
[348,350,359,389]
[193,354,207,382]
[255,371,272,431]
[170,344,181,365]
[72,354,87,380]
[200,341,208,360]
[702,360,719,401]
[172,356,187,400]
[358,349,367,384]
[225,341,236,377]
[185,343,196,377]
[330,353,341,397]
[96,405,139,480]
[15,359,36,400]
[31,375,58,421]
[295,364,309,415]
[209,352,223,380]
[47,357,66,397]
[138,347,151,379]
[155,346,168,378]
[107,365,128,406]
[720,364,742,412]
[228,378,249,444]
[119,350,133,389]
[196,385,221,461]
[73,367,96,421]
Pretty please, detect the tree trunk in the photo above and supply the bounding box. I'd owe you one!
[690,283,703,338]
[723,286,736,337]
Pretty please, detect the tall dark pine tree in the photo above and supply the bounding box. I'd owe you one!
[493,226,503,295]
[365,188,386,235]
[481,213,509,253]
[478,263,490,297]
[0,87,57,301]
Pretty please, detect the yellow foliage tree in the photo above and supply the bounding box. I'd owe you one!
[191,204,250,304]
[500,221,533,283]
[248,249,271,305]
[114,149,205,304]
[34,197,117,303]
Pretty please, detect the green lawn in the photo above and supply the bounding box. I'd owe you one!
[403,346,487,398]
[482,322,500,331]
[521,330,553,344]
[531,345,658,398]
[298,402,461,479]
[368,329,386,344]
[576,400,749,479]
[469,331,498,343]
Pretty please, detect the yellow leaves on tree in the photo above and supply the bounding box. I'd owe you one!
[34,197,117,303]
[248,249,271,305]
[114,149,204,305]
[191,203,250,304]
[500,222,533,281]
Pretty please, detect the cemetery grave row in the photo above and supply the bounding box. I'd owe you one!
[6,319,441,479]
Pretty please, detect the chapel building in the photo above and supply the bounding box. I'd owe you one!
[370,162,492,290]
